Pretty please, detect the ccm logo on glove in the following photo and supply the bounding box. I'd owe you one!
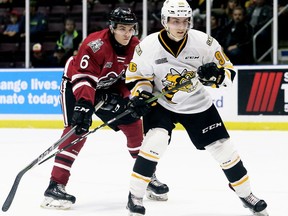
[74,106,91,113]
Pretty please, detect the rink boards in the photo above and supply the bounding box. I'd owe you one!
[0,65,288,130]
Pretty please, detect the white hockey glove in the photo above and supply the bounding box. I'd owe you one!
[197,62,225,88]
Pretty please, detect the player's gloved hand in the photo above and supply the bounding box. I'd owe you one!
[97,92,127,114]
[128,90,156,119]
[197,62,225,88]
[71,99,94,135]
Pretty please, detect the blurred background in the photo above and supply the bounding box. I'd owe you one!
[0,0,287,68]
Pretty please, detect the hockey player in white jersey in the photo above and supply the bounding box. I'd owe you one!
[124,0,269,215]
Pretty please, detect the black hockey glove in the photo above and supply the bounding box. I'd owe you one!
[97,92,127,114]
[128,90,156,119]
[71,99,95,135]
[197,62,225,88]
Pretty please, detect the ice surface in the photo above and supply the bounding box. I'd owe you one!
[0,128,287,216]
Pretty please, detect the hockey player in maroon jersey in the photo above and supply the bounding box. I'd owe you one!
[41,7,169,210]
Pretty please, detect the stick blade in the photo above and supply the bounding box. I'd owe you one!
[2,171,25,212]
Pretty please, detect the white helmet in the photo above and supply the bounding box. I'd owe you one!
[161,0,193,29]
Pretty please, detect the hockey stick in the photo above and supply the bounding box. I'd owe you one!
[38,79,193,164]
[1,79,191,212]
[1,101,105,212]
[37,109,132,165]
[1,126,76,212]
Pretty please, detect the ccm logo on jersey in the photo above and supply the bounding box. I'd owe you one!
[185,56,199,59]
[202,122,222,134]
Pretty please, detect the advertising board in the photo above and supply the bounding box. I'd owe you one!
[1,66,288,129]
[0,69,62,115]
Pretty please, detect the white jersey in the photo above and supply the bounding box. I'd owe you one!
[125,29,235,114]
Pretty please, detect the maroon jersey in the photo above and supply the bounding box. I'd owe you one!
[63,28,140,104]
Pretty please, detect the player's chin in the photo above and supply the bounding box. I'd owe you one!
[120,39,130,46]
[175,34,185,40]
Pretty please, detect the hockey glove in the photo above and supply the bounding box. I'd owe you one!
[197,62,225,88]
[128,90,156,119]
[97,92,128,114]
[71,99,95,135]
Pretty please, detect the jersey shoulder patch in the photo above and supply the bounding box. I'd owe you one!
[206,35,213,46]
[87,39,104,53]
[135,44,142,56]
